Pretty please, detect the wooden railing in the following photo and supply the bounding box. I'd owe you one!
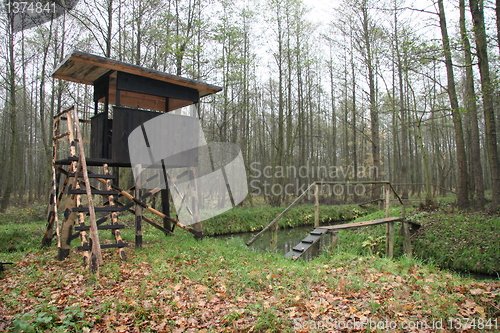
[246,181,406,248]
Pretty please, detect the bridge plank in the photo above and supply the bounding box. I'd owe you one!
[318,216,410,230]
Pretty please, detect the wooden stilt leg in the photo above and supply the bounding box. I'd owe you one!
[58,191,76,261]
[135,165,143,248]
[189,167,202,235]
[161,189,172,233]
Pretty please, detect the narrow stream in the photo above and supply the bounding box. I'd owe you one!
[214,226,500,280]
[215,224,333,261]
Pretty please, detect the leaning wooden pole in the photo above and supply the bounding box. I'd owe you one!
[46,127,61,248]
[73,107,103,272]
[93,177,204,239]
[314,183,320,228]
[247,182,316,246]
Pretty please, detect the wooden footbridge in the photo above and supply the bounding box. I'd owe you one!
[247,181,420,260]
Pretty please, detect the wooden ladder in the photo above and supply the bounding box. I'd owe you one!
[70,162,127,261]
[46,106,127,271]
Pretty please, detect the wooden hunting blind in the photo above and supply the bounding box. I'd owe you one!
[52,50,222,165]
[43,50,221,268]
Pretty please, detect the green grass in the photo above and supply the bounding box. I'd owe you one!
[319,206,500,276]
[202,204,370,235]
[1,203,499,331]
[0,205,47,254]
[411,211,500,275]
[1,229,498,332]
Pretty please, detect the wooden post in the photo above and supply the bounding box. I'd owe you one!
[189,167,202,235]
[330,231,338,252]
[161,189,172,234]
[270,221,278,250]
[402,221,412,258]
[314,183,320,227]
[386,221,394,258]
[385,183,390,218]
[188,104,203,234]
[135,165,143,248]
[384,183,394,258]
[58,186,76,261]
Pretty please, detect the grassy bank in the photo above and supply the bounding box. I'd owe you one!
[1,203,498,275]
[202,204,370,236]
[1,228,499,332]
[316,207,500,276]
[411,211,500,276]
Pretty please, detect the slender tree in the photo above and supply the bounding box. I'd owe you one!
[0,14,18,212]
[459,0,485,207]
[437,0,469,207]
[357,0,380,199]
[469,0,500,210]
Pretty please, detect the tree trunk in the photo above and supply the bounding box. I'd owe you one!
[460,0,485,207]
[438,0,469,207]
[470,0,500,210]
[1,17,18,213]
[106,0,113,57]
[496,0,500,55]
[393,2,408,201]
[351,49,358,203]
[360,3,380,200]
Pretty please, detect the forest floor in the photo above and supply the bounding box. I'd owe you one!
[0,204,499,332]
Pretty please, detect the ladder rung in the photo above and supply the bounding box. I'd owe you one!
[74,224,125,231]
[77,243,128,251]
[72,207,123,212]
[284,250,303,259]
[66,156,113,163]
[310,228,329,235]
[68,173,116,179]
[53,107,74,119]
[60,116,91,124]
[53,131,70,140]
[57,138,90,143]
[69,189,118,195]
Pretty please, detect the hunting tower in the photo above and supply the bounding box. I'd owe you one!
[42,50,221,268]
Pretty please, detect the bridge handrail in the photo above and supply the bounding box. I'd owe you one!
[246,181,404,246]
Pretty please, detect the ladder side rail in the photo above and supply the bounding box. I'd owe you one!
[43,111,63,247]
[72,107,103,272]
[67,109,91,265]
[51,109,65,247]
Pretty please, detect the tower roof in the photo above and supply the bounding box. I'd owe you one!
[52,50,222,112]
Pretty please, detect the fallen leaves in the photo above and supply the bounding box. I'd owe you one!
[1,247,499,332]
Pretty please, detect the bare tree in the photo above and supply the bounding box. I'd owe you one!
[469,0,500,210]
[437,0,469,207]
[0,14,18,212]
[460,0,485,207]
